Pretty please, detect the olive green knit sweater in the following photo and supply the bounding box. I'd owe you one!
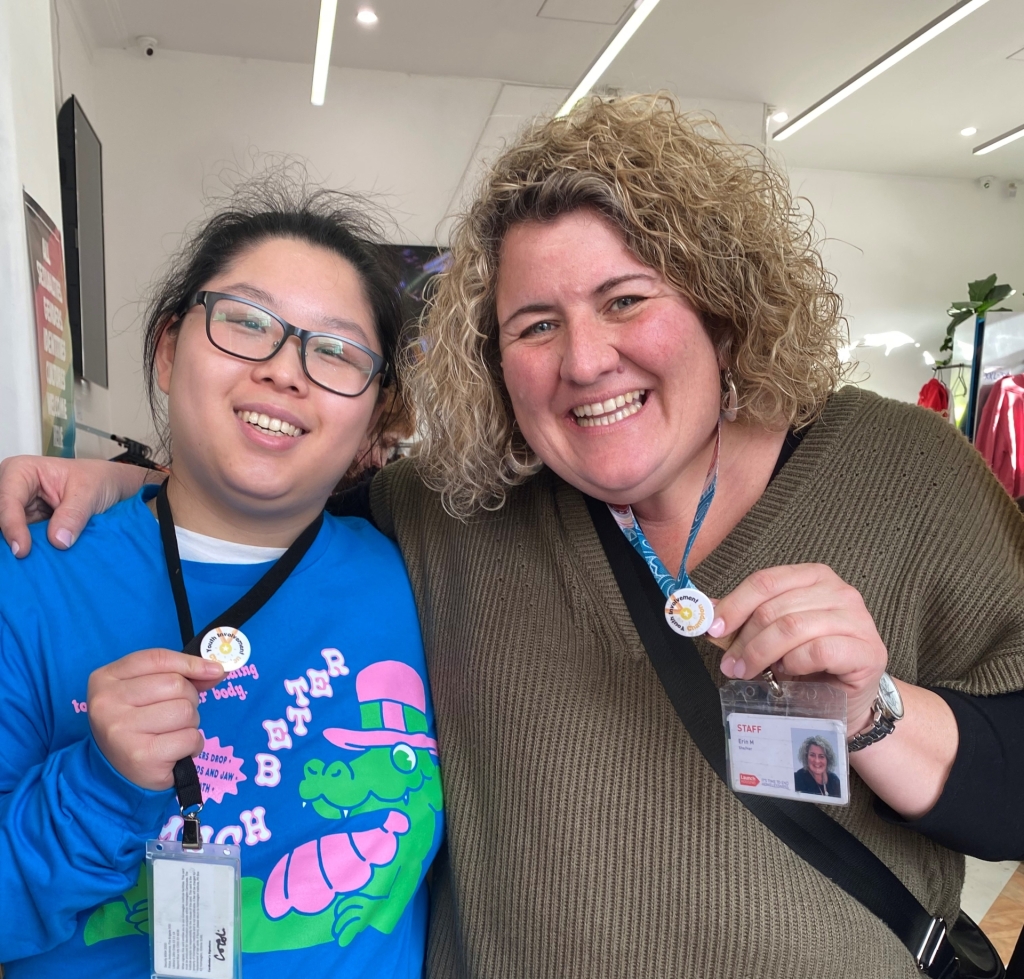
[371,387,1024,979]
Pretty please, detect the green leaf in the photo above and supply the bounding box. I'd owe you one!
[948,301,981,311]
[946,310,974,330]
[984,283,1014,305]
[968,275,997,303]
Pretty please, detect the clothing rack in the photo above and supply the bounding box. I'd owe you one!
[927,364,970,431]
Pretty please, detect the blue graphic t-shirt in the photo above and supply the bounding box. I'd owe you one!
[0,489,443,978]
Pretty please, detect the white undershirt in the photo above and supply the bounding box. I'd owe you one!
[174,525,288,564]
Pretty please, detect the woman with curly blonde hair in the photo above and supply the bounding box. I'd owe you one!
[2,95,1023,979]
[795,734,841,798]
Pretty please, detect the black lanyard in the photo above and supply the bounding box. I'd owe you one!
[155,481,324,847]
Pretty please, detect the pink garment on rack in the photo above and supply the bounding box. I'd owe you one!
[974,373,1024,498]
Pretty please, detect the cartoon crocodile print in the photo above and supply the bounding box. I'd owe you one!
[84,661,443,954]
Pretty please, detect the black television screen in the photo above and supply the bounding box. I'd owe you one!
[57,95,107,388]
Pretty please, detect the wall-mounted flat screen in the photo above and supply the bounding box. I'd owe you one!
[57,95,107,387]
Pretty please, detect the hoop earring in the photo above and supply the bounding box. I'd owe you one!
[721,370,738,422]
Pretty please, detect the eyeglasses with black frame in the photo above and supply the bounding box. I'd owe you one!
[190,291,388,398]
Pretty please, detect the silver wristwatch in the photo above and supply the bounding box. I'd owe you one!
[848,672,904,752]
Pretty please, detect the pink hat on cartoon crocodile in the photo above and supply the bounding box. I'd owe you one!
[323,660,437,753]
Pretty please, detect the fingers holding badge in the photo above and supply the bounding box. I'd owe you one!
[706,563,888,733]
[200,626,251,671]
[88,648,225,791]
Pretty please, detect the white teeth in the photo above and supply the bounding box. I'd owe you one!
[571,390,646,424]
[235,410,304,438]
[575,399,643,428]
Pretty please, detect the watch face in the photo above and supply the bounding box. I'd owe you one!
[878,672,905,720]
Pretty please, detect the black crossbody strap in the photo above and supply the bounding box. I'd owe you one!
[586,495,960,979]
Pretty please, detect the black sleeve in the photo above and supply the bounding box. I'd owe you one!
[326,479,376,524]
[874,688,1024,860]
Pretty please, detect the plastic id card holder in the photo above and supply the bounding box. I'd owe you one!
[720,679,850,807]
[147,840,242,979]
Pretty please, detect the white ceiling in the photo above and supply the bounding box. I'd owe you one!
[72,0,1024,180]
[606,0,1024,180]
[71,0,620,88]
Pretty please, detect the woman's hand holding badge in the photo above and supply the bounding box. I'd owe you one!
[707,563,888,735]
[708,563,958,819]
[88,649,224,792]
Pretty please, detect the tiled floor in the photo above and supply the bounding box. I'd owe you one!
[979,863,1024,965]
[963,857,1024,965]
[962,858,1021,921]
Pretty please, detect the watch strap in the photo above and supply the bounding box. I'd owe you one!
[848,714,896,752]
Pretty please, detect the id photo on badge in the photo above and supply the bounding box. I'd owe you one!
[791,728,843,800]
[724,712,849,806]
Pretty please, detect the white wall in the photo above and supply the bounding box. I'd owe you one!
[33,29,1024,457]
[0,0,56,458]
[61,46,517,450]
[52,0,115,459]
[789,168,1024,404]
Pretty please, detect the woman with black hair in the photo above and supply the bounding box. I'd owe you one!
[0,181,443,978]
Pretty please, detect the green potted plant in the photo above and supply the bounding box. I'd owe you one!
[935,274,1014,367]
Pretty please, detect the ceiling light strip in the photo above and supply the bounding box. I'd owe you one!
[772,0,992,141]
[556,0,664,118]
[973,122,1024,155]
[310,0,339,107]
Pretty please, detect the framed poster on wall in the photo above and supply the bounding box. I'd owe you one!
[24,192,75,456]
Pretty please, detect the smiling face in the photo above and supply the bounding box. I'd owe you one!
[496,209,722,509]
[806,744,828,778]
[156,236,382,528]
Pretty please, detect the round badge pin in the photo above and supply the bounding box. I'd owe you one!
[664,587,714,637]
[200,626,251,671]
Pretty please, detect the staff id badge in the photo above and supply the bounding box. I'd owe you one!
[147,840,242,979]
[720,678,850,806]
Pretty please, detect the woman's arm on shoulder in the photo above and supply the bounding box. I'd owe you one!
[0,456,154,558]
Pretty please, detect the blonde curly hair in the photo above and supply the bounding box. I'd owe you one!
[409,93,849,517]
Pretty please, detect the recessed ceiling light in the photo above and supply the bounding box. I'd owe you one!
[356,8,378,25]
[960,126,977,136]
[773,0,993,141]
[771,111,789,123]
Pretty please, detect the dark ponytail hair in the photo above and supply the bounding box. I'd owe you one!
[142,168,405,455]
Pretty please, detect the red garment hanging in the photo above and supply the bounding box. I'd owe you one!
[974,374,1024,498]
[917,378,950,419]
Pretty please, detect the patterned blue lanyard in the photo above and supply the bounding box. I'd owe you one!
[608,424,720,599]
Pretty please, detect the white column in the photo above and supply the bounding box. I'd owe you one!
[0,0,50,459]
